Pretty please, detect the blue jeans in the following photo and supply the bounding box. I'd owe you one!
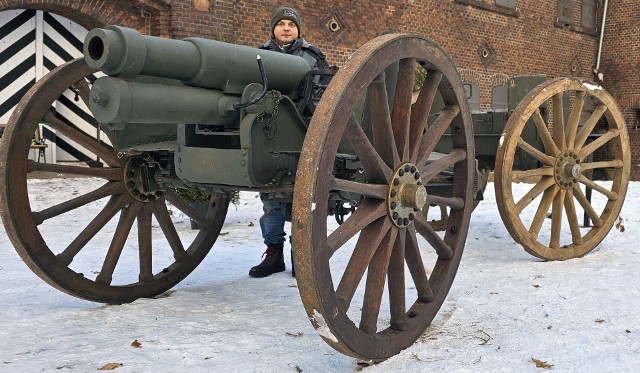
[259,196,286,246]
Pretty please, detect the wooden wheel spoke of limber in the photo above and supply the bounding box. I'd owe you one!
[292,34,473,360]
[495,77,630,260]
[0,58,230,303]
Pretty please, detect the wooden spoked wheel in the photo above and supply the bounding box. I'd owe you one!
[0,58,230,303]
[495,78,630,260]
[292,34,474,360]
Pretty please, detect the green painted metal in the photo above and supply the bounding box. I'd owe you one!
[84,26,310,94]
[84,26,314,190]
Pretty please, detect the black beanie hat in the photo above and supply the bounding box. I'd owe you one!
[270,6,301,36]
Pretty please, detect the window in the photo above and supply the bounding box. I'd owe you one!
[453,0,519,17]
[492,85,508,111]
[582,0,597,30]
[556,0,598,35]
[557,0,573,25]
[496,0,516,9]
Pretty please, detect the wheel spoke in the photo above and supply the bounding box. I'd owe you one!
[564,189,583,245]
[164,190,210,229]
[330,177,388,200]
[414,213,453,259]
[512,167,554,181]
[391,58,415,161]
[574,104,607,151]
[345,113,393,183]
[529,185,558,240]
[532,109,560,157]
[328,199,387,256]
[369,72,400,167]
[360,228,397,335]
[517,138,555,166]
[578,175,618,200]
[336,217,392,311]
[565,91,586,149]
[43,111,121,167]
[578,129,620,160]
[388,229,407,331]
[153,200,188,262]
[415,105,460,167]
[420,148,466,182]
[27,162,123,180]
[405,227,434,302]
[552,93,565,149]
[426,195,464,210]
[573,184,603,227]
[581,159,624,171]
[138,202,154,283]
[410,71,443,160]
[34,181,125,225]
[550,188,566,249]
[57,194,130,265]
[515,176,556,214]
[96,202,142,285]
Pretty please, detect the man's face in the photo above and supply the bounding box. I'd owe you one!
[273,19,299,46]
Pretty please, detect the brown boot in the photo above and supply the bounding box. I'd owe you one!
[249,244,285,278]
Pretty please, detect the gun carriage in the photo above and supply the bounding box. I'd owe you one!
[0,26,629,360]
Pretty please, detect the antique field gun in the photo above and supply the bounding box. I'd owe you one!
[0,25,629,361]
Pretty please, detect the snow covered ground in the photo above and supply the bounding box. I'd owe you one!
[1,177,638,372]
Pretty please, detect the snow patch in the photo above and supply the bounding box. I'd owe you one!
[582,82,603,91]
[311,309,338,343]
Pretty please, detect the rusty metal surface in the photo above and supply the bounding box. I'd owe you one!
[0,58,230,303]
[292,33,475,360]
[494,77,630,260]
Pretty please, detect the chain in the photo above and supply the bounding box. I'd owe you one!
[258,90,282,141]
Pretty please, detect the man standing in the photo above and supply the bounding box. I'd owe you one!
[249,6,329,278]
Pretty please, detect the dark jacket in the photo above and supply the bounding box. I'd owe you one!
[260,36,329,70]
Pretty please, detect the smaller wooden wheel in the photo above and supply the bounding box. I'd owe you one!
[0,58,230,303]
[495,78,630,260]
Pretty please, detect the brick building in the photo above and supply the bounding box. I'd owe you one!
[0,0,638,174]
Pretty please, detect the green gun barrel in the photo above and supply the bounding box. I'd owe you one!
[83,26,311,95]
[89,77,239,125]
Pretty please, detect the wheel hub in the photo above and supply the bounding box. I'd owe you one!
[388,163,426,227]
[554,151,581,189]
[124,157,165,202]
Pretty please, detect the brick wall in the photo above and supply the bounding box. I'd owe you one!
[599,1,640,178]
[2,0,638,177]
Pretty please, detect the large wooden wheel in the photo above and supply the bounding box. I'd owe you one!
[0,58,230,304]
[292,34,474,360]
[495,78,630,260]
